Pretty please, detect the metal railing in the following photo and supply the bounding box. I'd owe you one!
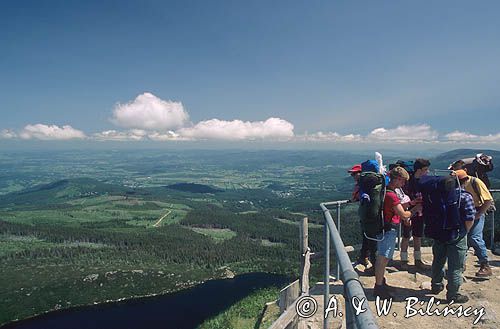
[267,218,313,329]
[320,200,378,329]
[489,189,499,250]
[268,186,497,329]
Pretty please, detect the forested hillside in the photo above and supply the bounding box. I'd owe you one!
[0,149,498,327]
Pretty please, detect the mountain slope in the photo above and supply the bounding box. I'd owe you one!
[430,149,500,188]
[0,178,132,207]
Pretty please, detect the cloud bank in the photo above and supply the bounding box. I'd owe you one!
[368,124,439,141]
[3,122,500,145]
[18,124,86,140]
[1,129,17,139]
[93,129,184,141]
[1,92,498,146]
[296,132,362,142]
[111,92,189,130]
[445,131,500,143]
[93,129,148,141]
[177,118,294,141]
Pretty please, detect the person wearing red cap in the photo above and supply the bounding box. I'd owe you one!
[348,164,362,202]
[348,164,377,272]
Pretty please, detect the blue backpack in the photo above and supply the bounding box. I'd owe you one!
[361,160,380,173]
[417,175,461,242]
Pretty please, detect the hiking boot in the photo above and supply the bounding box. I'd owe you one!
[353,257,369,267]
[364,266,375,276]
[431,284,444,294]
[373,283,393,300]
[400,261,409,271]
[383,277,395,292]
[446,293,469,304]
[415,260,431,271]
[476,263,492,277]
[354,257,369,266]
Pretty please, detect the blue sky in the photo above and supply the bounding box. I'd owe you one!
[1,0,500,148]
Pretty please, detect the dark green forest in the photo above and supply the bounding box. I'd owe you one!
[0,149,499,327]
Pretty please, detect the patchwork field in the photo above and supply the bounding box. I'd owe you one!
[190,227,238,243]
[0,149,498,328]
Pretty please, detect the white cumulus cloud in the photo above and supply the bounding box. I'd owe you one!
[445,131,500,143]
[147,131,184,141]
[0,129,17,139]
[368,124,438,141]
[93,129,148,141]
[19,124,86,140]
[177,117,294,140]
[93,129,187,141]
[296,132,362,142]
[296,124,444,144]
[111,92,189,130]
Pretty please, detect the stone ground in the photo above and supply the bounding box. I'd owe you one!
[300,246,500,329]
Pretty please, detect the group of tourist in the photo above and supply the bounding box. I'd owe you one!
[348,157,495,303]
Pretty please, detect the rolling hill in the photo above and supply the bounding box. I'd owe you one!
[0,178,132,207]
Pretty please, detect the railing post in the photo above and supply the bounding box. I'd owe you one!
[300,217,310,295]
[337,203,341,281]
[324,218,330,329]
[488,189,499,250]
[321,201,379,329]
[490,208,495,250]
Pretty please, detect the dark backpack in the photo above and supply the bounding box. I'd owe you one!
[358,171,386,239]
[417,175,461,242]
[389,160,415,175]
[450,155,494,188]
[465,158,494,189]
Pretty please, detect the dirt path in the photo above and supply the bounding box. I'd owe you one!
[302,246,500,329]
[153,210,172,227]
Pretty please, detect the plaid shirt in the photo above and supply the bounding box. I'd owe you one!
[460,190,476,224]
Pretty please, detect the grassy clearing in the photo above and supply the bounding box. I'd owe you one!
[0,234,109,258]
[0,234,57,257]
[1,197,190,228]
[159,209,189,225]
[197,287,279,329]
[238,210,259,215]
[190,227,237,243]
[257,302,280,329]
[290,212,307,216]
[67,195,129,206]
[260,239,285,248]
[188,198,224,207]
[276,217,323,229]
[125,219,157,227]
[127,208,189,227]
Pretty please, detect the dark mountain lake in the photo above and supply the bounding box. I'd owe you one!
[2,273,289,329]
